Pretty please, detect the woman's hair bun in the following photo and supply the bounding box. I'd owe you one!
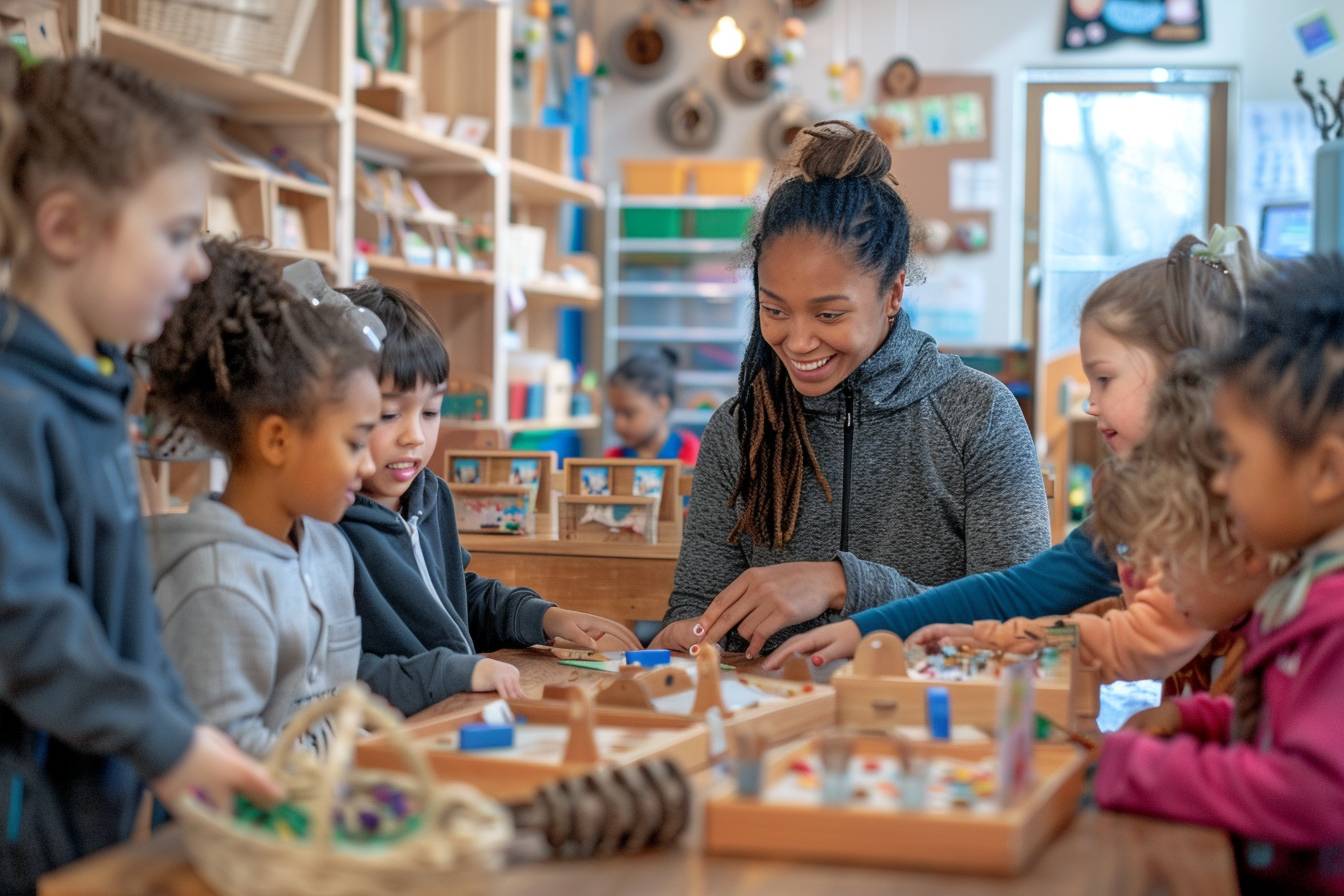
[791,119,893,184]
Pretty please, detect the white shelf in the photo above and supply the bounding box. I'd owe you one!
[616,238,744,254]
[676,369,741,387]
[615,326,746,344]
[616,282,752,300]
[450,415,601,433]
[670,408,718,425]
[619,194,756,210]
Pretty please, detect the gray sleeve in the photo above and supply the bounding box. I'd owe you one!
[841,383,1050,614]
[358,648,483,717]
[662,406,750,626]
[159,587,280,759]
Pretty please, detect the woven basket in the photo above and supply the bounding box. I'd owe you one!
[177,684,512,896]
[104,0,318,75]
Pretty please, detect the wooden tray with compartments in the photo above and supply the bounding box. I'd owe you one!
[356,685,706,804]
[831,631,1101,736]
[705,734,1088,875]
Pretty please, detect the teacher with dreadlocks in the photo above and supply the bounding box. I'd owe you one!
[650,122,1049,660]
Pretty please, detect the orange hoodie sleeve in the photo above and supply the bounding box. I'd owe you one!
[968,581,1214,683]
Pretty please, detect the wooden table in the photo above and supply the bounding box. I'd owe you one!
[460,533,679,626]
[40,649,1239,895]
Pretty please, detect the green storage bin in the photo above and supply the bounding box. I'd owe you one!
[622,208,683,238]
[691,207,753,239]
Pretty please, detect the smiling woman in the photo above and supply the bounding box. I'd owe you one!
[651,121,1051,657]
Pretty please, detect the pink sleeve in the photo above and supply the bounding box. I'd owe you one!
[1174,692,1234,742]
[677,430,701,468]
[603,446,623,458]
[966,584,1211,683]
[1094,624,1344,847]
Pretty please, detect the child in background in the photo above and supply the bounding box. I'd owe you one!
[906,356,1280,694]
[0,53,276,892]
[1095,254,1344,894]
[146,239,382,758]
[606,349,701,466]
[764,229,1262,670]
[338,282,641,716]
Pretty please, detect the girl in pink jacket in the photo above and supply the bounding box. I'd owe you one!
[1095,255,1344,895]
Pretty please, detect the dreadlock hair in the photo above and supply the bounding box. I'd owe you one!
[730,120,911,549]
[340,280,449,391]
[0,47,207,268]
[146,237,379,460]
[1212,253,1344,454]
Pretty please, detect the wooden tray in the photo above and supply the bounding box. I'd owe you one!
[356,686,706,804]
[583,645,836,747]
[705,736,1088,875]
[831,631,1101,735]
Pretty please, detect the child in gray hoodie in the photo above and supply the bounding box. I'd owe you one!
[145,241,383,758]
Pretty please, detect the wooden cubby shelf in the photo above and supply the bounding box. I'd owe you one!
[521,281,602,305]
[363,255,496,292]
[510,159,604,207]
[354,106,498,172]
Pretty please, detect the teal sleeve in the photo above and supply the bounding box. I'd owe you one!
[850,522,1120,637]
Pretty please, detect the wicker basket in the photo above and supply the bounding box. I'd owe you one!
[177,684,512,896]
[104,0,318,75]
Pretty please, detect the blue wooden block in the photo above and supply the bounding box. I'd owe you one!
[625,649,671,668]
[926,687,951,741]
[458,723,515,751]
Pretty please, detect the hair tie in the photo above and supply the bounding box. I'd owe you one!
[281,259,386,352]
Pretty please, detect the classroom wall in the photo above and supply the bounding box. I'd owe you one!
[593,0,1339,344]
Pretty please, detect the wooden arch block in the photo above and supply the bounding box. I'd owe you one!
[691,643,729,717]
[851,631,908,679]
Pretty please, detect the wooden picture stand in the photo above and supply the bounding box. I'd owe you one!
[705,735,1088,875]
[356,685,707,804]
[588,645,835,748]
[562,458,682,542]
[558,494,660,545]
[444,449,556,535]
[449,483,532,535]
[831,631,1101,737]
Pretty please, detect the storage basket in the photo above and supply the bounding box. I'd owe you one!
[177,683,512,896]
[104,0,318,75]
[621,159,690,195]
[691,159,763,196]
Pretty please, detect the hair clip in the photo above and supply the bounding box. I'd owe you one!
[1190,223,1238,275]
[281,259,386,352]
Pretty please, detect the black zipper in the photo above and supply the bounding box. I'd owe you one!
[839,383,855,553]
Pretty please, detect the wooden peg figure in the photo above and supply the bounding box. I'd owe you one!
[554,685,601,763]
[691,642,730,717]
[775,652,814,683]
[851,631,907,679]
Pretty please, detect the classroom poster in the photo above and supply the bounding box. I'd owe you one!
[1060,0,1206,50]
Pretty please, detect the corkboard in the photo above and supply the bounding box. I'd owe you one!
[872,73,994,237]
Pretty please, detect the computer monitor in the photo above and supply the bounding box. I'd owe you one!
[1260,202,1313,259]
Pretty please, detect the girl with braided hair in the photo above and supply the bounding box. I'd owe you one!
[0,50,277,892]
[144,238,381,759]
[652,121,1049,657]
[1096,254,1344,895]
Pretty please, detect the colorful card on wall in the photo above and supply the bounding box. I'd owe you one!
[1060,0,1205,50]
[579,466,611,496]
[1295,10,1337,56]
[632,466,666,500]
[994,659,1036,808]
[451,458,481,484]
[949,93,986,142]
[918,97,950,144]
[882,100,919,146]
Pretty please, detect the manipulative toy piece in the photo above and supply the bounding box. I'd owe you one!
[925,687,951,741]
[735,729,765,798]
[819,731,854,807]
[625,648,672,668]
[458,723,515,751]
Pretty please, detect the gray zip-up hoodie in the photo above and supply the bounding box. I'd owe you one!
[664,310,1050,653]
[149,497,362,758]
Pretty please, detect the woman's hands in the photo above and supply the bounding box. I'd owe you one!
[693,561,847,658]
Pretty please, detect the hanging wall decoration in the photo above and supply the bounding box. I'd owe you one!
[761,99,818,160]
[769,15,806,94]
[658,82,721,149]
[665,0,720,15]
[356,0,405,72]
[879,56,920,100]
[725,35,774,103]
[609,13,677,82]
[1060,0,1205,50]
[790,0,827,14]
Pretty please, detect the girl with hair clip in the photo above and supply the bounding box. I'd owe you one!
[0,51,277,892]
[145,239,383,759]
[1096,254,1344,895]
[653,121,1050,658]
[766,225,1267,672]
[605,348,701,466]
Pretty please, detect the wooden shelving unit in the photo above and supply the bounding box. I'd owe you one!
[83,0,606,442]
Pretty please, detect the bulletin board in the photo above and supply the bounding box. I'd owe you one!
[870,74,995,239]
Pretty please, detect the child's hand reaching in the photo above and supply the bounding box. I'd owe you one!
[906,623,979,651]
[762,620,862,671]
[151,725,282,812]
[1122,702,1183,737]
[543,607,641,651]
[471,657,526,699]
